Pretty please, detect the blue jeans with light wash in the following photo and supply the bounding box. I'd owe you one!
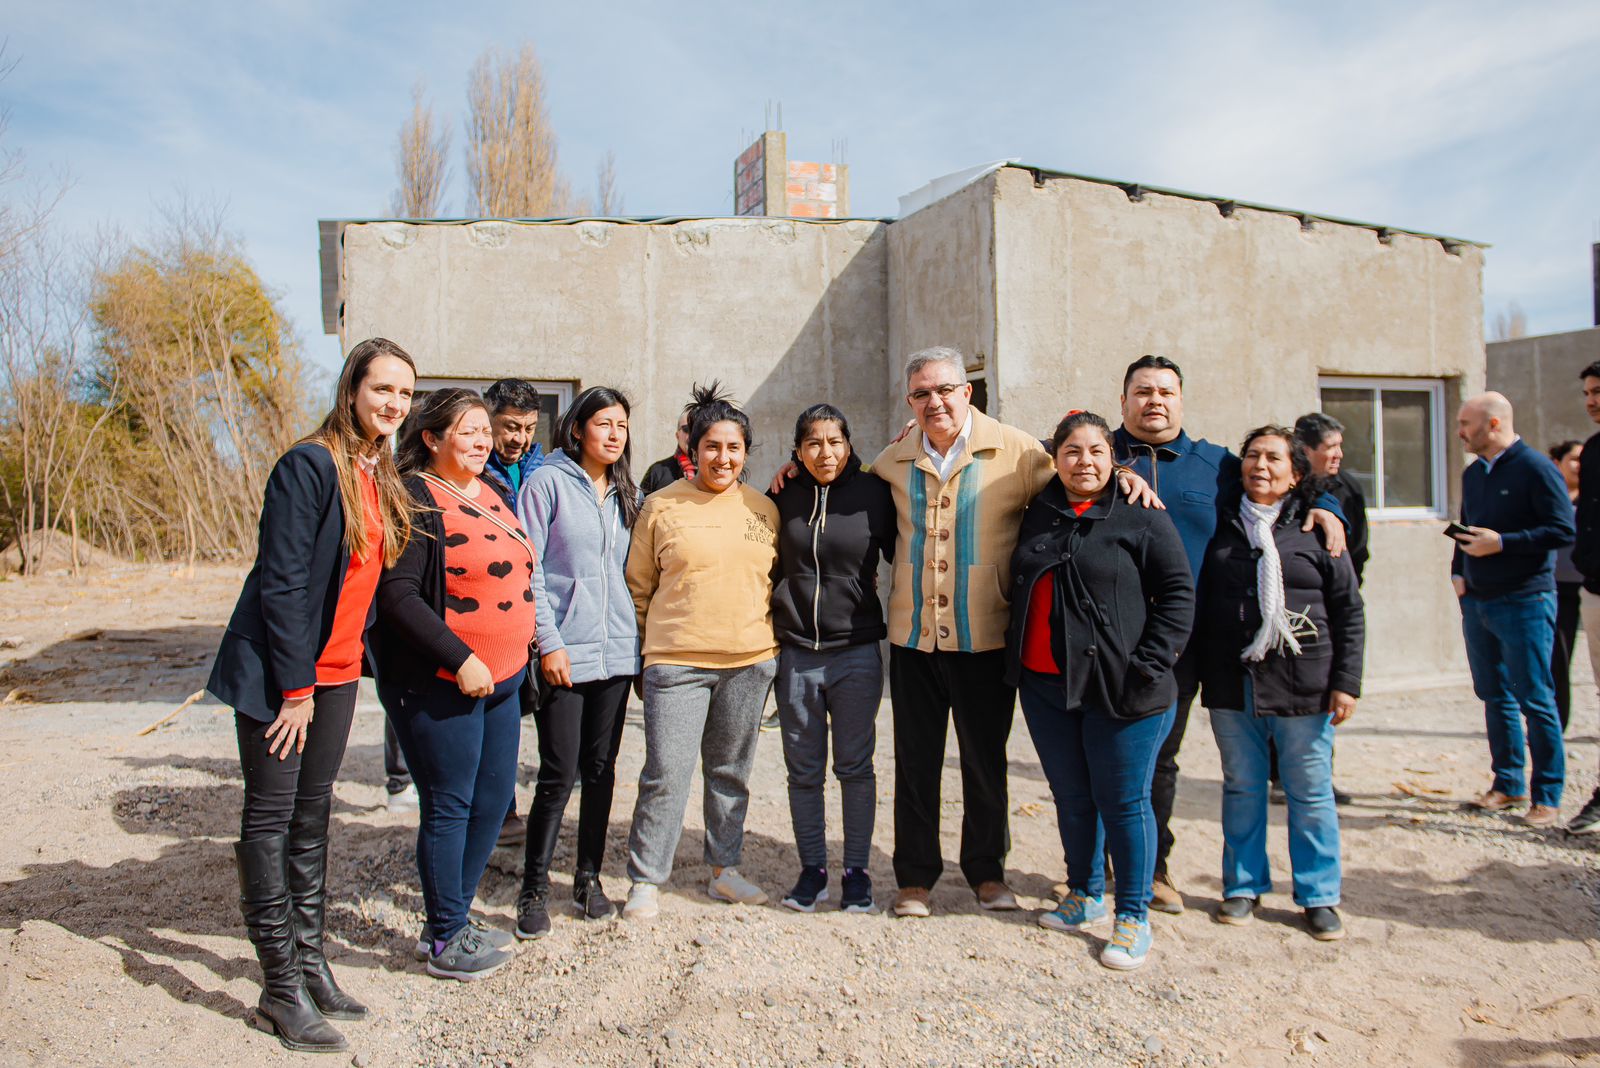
[1210,705,1340,908]
[1459,589,1565,807]
[1019,672,1175,922]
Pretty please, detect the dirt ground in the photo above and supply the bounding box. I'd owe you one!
[0,563,1596,1068]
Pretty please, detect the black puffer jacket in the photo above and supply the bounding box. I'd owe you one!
[768,452,897,650]
[1003,479,1195,718]
[1197,492,1365,715]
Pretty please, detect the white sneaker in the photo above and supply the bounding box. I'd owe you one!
[623,882,660,920]
[386,783,419,813]
[708,867,768,905]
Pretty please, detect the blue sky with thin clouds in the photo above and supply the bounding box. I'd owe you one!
[6,1,1598,371]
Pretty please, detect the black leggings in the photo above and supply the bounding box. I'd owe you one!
[236,683,359,841]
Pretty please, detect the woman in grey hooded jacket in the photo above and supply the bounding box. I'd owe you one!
[513,387,644,937]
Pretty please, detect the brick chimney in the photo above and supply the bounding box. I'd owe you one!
[734,131,849,218]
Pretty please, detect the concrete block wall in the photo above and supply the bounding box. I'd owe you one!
[1487,327,1600,453]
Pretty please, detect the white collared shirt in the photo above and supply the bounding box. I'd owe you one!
[1480,435,1521,474]
[922,411,974,482]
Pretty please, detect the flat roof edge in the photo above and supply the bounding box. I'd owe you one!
[321,214,895,226]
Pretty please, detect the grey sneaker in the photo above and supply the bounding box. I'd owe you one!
[414,919,514,962]
[426,924,512,982]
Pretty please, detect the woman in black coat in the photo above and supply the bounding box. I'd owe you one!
[207,338,416,1053]
[1199,425,1363,943]
[1005,411,1194,972]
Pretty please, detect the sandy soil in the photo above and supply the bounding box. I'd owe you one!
[0,563,1596,1068]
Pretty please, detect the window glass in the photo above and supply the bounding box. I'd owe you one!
[1321,387,1378,504]
[1381,390,1432,508]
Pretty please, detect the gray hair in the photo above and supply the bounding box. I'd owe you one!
[904,346,968,386]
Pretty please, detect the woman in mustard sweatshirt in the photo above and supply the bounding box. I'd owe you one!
[621,383,780,919]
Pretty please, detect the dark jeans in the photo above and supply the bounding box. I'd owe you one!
[384,717,412,795]
[1461,590,1565,807]
[1019,673,1173,922]
[1553,581,1580,733]
[236,683,358,841]
[1150,658,1199,877]
[889,645,1014,890]
[381,670,524,942]
[521,674,633,892]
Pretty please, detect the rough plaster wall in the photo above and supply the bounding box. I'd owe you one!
[341,218,890,484]
[1488,328,1600,454]
[989,167,1486,683]
[886,175,997,409]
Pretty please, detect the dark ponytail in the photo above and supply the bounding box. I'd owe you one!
[685,380,755,455]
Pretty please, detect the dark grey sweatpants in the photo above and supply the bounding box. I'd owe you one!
[626,658,778,886]
[774,642,881,870]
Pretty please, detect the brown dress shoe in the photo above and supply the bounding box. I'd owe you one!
[1149,872,1185,915]
[1521,804,1561,828]
[1466,790,1530,813]
[892,887,931,918]
[975,880,1019,911]
[497,811,527,847]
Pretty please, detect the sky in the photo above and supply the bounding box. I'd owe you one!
[5,0,1599,372]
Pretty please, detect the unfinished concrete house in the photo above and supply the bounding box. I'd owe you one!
[318,162,1486,683]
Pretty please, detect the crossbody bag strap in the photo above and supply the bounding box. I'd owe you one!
[418,472,532,552]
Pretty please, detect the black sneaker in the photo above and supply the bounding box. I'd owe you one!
[1305,906,1344,941]
[1268,783,1287,806]
[780,866,829,913]
[1333,785,1354,807]
[1217,896,1257,925]
[515,888,552,940]
[1567,787,1600,835]
[573,872,615,920]
[840,868,875,913]
[427,924,511,981]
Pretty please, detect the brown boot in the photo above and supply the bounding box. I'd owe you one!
[1150,872,1185,915]
[892,887,931,918]
[1466,789,1529,813]
[975,880,1020,911]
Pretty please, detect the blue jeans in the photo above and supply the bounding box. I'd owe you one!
[381,670,524,942]
[1460,590,1565,806]
[1210,706,1340,908]
[1019,672,1174,922]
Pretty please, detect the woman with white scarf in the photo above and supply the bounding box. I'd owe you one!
[1196,426,1364,942]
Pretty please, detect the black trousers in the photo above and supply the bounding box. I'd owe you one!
[1553,581,1580,733]
[521,675,633,889]
[236,683,359,841]
[1150,658,1199,878]
[889,645,1014,890]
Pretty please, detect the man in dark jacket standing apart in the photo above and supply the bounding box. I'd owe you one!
[1568,363,1600,835]
[1452,392,1572,829]
[1112,356,1346,915]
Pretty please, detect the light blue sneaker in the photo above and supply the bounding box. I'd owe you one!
[1100,915,1152,971]
[1037,891,1108,933]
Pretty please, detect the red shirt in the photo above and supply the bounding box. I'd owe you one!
[285,466,383,700]
[1020,499,1094,675]
[428,480,537,684]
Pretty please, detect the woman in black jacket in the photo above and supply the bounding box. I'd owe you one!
[374,389,537,982]
[1005,411,1193,972]
[207,338,416,1053]
[768,404,896,914]
[1199,425,1363,942]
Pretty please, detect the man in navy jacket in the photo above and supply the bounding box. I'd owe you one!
[1112,356,1347,915]
[1451,392,1572,828]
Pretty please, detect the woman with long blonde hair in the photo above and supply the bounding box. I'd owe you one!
[208,337,416,1053]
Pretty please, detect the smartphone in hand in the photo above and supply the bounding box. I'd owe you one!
[1443,521,1472,539]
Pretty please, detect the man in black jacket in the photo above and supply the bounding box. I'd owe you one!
[641,409,695,495]
[1295,413,1369,584]
[1452,392,1572,829]
[1566,363,1600,834]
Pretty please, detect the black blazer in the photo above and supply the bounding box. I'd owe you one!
[768,453,897,650]
[1003,479,1195,718]
[1197,492,1365,715]
[370,475,479,694]
[207,443,360,722]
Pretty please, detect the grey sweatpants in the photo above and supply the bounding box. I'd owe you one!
[775,642,881,869]
[627,658,778,886]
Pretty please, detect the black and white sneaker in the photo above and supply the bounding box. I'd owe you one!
[781,866,829,913]
[427,924,512,981]
[573,872,615,920]
[1568,787,1600,836]
[840,868,875,913]
[515,888,552,940]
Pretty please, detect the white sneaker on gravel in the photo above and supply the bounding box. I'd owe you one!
[623,882,660,920]
[708,867,768,905]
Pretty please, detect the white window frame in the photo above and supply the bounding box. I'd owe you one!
[1317,376,1448,520]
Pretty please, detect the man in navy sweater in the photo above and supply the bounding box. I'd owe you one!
[1452,392,1572,829]
[1112,356,1347,914]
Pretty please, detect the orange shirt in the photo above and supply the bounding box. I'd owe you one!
[285,466,383,700]
[1020,499,1094,676]
[427,480,537,684]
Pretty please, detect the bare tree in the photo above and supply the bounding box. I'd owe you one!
[391,80,450,218]
[596,150,622,215]
[464,45,562,217]
[1489,301,1528,342]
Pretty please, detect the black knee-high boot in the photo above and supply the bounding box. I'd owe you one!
[236,836,347,1053]
[285,796,368,1021]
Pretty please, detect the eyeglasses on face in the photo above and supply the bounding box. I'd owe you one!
[907,383,965,404]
